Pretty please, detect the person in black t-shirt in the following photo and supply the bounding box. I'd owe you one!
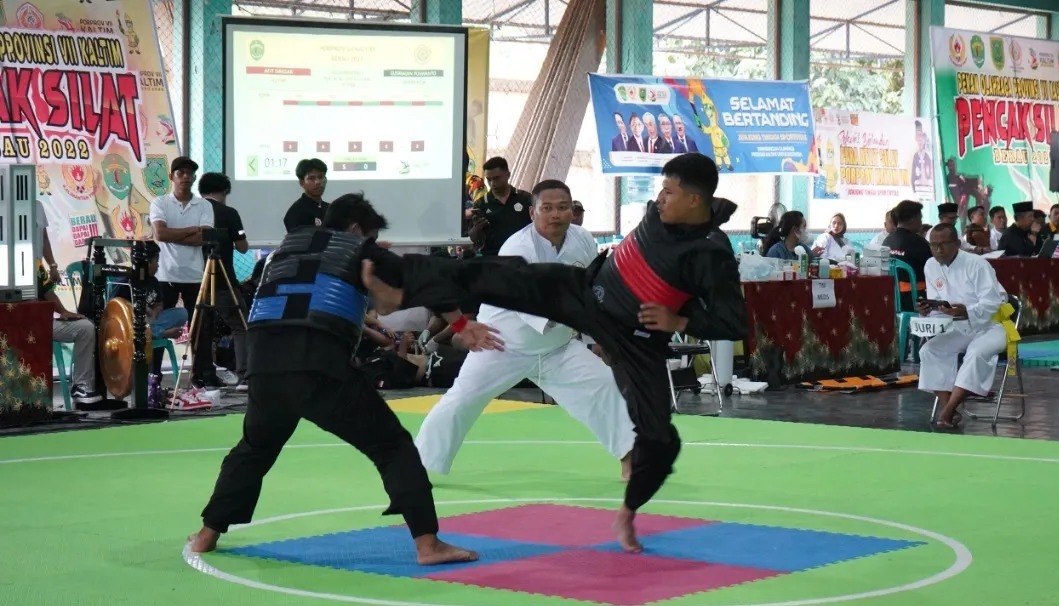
[283,158,329,233]
[199,173,250,388]
[998,201,1038,257]
[468,157,533,255]
[883,200,932,311]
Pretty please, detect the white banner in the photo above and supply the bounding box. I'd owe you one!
[810,109,935,230]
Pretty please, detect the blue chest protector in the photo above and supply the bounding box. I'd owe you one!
[248,229,368,345]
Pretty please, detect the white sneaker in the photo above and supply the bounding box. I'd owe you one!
[216,368,240,386]
[168,387,212,411]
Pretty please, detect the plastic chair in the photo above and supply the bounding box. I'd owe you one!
[65,260,87,293]
[930,294,1026,428]
[52,342,73,411]
[888,257,921,364]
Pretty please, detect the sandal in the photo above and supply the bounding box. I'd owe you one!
[935,411,963,429]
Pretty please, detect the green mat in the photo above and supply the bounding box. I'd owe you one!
[2,400,1057,606]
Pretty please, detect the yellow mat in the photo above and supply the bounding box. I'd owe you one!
[388,395,544,414]
[798,374,919,391]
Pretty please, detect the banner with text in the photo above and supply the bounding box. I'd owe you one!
[931,26,1059,221]
[588,73,817,176]
[810,109,932,229]
[0,0,179,274]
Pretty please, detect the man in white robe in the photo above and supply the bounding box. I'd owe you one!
[917,223,1008,428]
[415,180,635,477]
[866,210,894,249]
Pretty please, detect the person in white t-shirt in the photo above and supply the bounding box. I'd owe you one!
[988,206,1006,251]
[148,156,220,389]
[33,200,62,284]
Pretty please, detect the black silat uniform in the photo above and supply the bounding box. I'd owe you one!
[199,229,448,539]
[394,202,747,511]
[998,224,1037,257]
[883,227,931,310]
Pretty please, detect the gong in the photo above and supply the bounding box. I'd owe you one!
[98,298,152,399]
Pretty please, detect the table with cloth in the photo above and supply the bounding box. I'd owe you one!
[742,276,900,384]
[988,258,1059,337]
[0,301,53,426]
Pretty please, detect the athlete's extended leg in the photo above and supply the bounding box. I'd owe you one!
[386,253,600,336]
[416,349,536,474]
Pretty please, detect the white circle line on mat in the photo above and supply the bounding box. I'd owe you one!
[4,439,1059,465]
[182,497,971,606]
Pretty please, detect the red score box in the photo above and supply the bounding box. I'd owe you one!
[283,141,298,152]
[317,141,330,152]
[411,141,425,152]
[348,141,362,152]
[379,141,393,152]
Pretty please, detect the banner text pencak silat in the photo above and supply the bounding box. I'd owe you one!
[931,27,1059,210]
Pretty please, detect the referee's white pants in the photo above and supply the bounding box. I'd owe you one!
[414,340,636,474]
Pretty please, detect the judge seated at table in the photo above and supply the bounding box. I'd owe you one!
[812,213,855,261]
[998,201,1036,257]
[917,223,1008,429]
[761,210,819,261]
[963,205,991,252]
[928,203,988,254]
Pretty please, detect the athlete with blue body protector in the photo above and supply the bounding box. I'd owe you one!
[187,193,496,566]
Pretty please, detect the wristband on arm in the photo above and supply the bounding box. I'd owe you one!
[450,315,469,333]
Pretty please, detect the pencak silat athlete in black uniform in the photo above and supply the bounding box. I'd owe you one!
[186,194,497,566]
[362,153,748,553]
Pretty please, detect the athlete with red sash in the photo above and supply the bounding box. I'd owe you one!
[363,153,747,552]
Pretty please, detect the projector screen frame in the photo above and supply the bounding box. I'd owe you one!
[220,15,471,247]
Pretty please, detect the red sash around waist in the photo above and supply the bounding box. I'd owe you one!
[613,233,692,312]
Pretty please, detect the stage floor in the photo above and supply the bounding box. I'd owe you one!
[2,396,1057,605]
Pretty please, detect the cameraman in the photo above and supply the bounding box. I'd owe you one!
[149,156,223,389]
[200,173,250,390]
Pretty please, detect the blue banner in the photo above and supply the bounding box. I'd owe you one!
[588,74,818,176]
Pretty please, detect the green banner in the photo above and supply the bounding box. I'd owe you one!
[930,27,1059,220]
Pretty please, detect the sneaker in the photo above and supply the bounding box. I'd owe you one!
[71,384,103,405]
[216,368,240,387]
[167,387,212,411]
[234,379,248,392]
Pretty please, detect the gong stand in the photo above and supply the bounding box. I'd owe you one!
[88,238,168,420]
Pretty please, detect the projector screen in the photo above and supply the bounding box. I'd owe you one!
[222,17,468,246]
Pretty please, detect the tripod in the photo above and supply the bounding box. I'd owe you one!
[170,248,248,407]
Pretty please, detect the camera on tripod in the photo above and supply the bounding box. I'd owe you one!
[201,228,229,255]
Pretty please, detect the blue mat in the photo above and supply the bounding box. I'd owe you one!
[1018,340,1059,368]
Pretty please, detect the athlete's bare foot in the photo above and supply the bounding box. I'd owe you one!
[620,453,632,482]
[415,535,479,566]
[613,506,643,553]
[187,527,220,553]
